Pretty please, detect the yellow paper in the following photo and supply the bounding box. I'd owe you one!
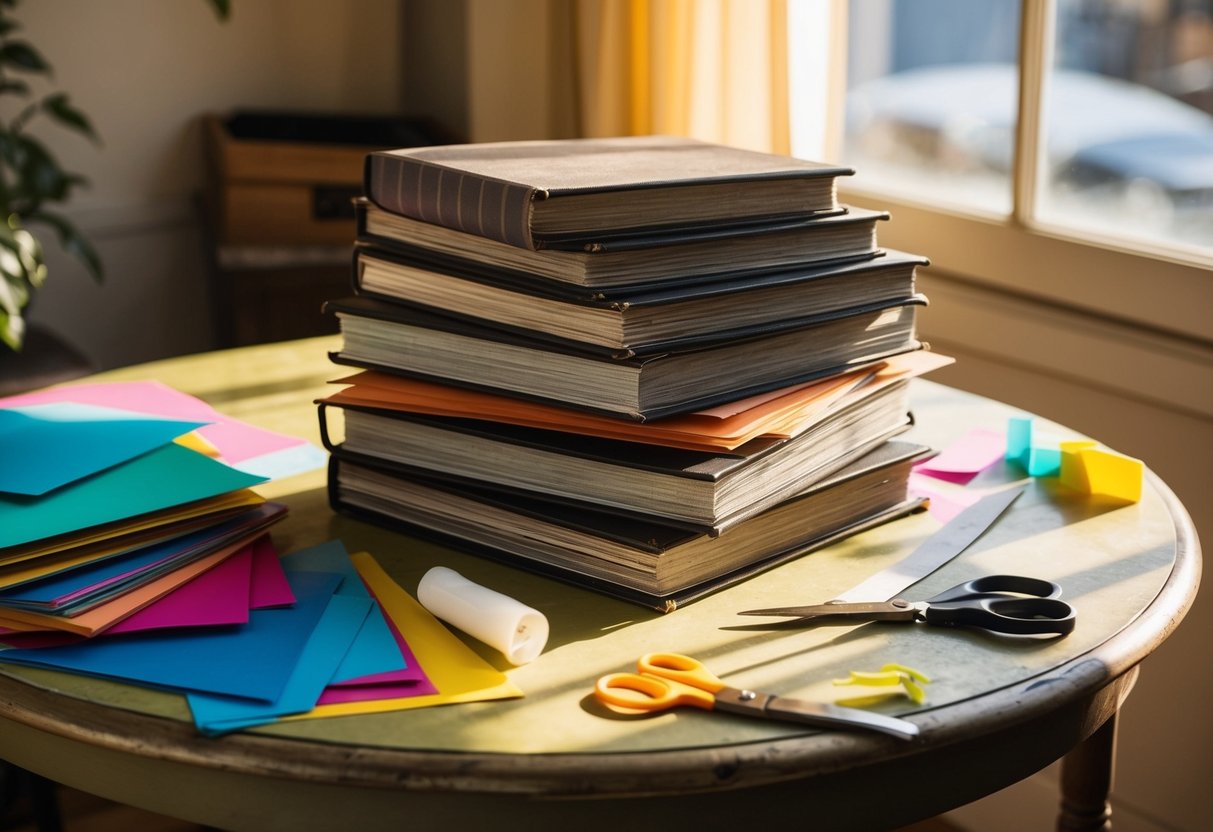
[1081,448,1144,503]
[175,431,221,457]
[293,552,522,720]
[1060,441,1142,503]
[1059,440,1098,493]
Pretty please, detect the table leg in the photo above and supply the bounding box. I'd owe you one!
[1057,710,1118,832]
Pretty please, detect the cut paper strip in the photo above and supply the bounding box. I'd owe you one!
[188,592,373,735]
[1060,441,1144,503]
[288,552,521,722]
[912,427,1005,484]
[0,570,342,702]
[907,472,984,524]
[279,541,408,683]
[1006,417,1061,477]
[0,442,268,550]
[0,403,207,496]
[0,380,323,477]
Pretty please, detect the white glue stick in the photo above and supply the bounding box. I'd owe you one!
[417,566,549,665]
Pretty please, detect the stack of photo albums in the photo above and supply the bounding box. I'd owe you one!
[318,136,951,611]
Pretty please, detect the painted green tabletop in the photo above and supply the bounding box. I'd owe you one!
[0,336,1198,831]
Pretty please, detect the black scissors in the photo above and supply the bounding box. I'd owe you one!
[738,575,1076,636]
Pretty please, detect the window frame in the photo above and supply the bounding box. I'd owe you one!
[828,0,1213,345]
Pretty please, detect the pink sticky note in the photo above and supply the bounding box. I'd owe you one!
[914,427,1006,484]
[909,472,984,524]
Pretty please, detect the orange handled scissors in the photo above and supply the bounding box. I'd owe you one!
[594,652,919,741]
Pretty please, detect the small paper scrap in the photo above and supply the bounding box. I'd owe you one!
[1060,440,1144,503]
[833,663,931,707]
[1006,417,1061,476]
[1008,417,1143,502]
[913,427,1006,484]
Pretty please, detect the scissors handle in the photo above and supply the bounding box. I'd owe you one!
[925,575,1063,604]
[594,672,716,712]
[923,596,1076,635]
[594,653,727,713]
[636,652,727,693]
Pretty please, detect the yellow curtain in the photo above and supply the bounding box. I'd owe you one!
[570,0,790,154]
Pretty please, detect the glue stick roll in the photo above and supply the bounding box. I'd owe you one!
[417,566,549,665]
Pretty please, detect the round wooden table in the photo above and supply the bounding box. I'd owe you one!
[0,337,1199,831]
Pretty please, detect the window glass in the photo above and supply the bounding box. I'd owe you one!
[1039,0,1213,251]
[842,0,1022,214]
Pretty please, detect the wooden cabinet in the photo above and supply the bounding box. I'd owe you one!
[202,111,453,346]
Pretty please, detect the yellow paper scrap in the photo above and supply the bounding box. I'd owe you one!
[292,552,523,720]
[175,431,221,457]
[833,663,930,706]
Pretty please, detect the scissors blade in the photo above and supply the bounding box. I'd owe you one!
[714,687,918,740]
[736,600,919,620]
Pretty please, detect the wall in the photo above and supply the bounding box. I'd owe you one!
[11,0,404,371]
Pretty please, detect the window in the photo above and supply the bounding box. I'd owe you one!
[791,0,1213,345]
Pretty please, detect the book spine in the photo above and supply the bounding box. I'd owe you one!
[365,153,540,250]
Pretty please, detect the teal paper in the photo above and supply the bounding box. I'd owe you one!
[280,540,407,682]
[0,442,267,549]
[188,592,373,735]
[0,571,341,702]
[1006,416,1061,477]
[0,403,207,496]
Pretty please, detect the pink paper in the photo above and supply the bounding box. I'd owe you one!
[913,427,1006,485]
[318,585,436,702]
[909,472,984,524]
[0,380,306,465]
[249,536,295,608]
[0,535,293,649]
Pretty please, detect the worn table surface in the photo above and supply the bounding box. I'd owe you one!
[0,337,1199,831]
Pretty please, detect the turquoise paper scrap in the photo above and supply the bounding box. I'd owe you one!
[0,570,341,702]
[0,442,267,550]
[279,540,408,683]
[1006,416,1061,477]
[0,402,207,496]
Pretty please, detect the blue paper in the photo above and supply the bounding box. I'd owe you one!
[188,591,372,735]
[0,571,341,702]
[280,540,407,682]
[0,506,278,610]
[0,442,267,550]
[0,403,207,496]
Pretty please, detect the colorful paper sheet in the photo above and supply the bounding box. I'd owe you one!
[0,380,324,479]
[907,472,985,524]
[1060,441,1144,503]
[187,591,373,735]
[277,541,409,684]
[0,504,285,635]
[0,570,341,701]
[0,403,206,496]
[0,509,275,612]
[0,489,266,567]
[293,552,521,721]
[0,442,268,551]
